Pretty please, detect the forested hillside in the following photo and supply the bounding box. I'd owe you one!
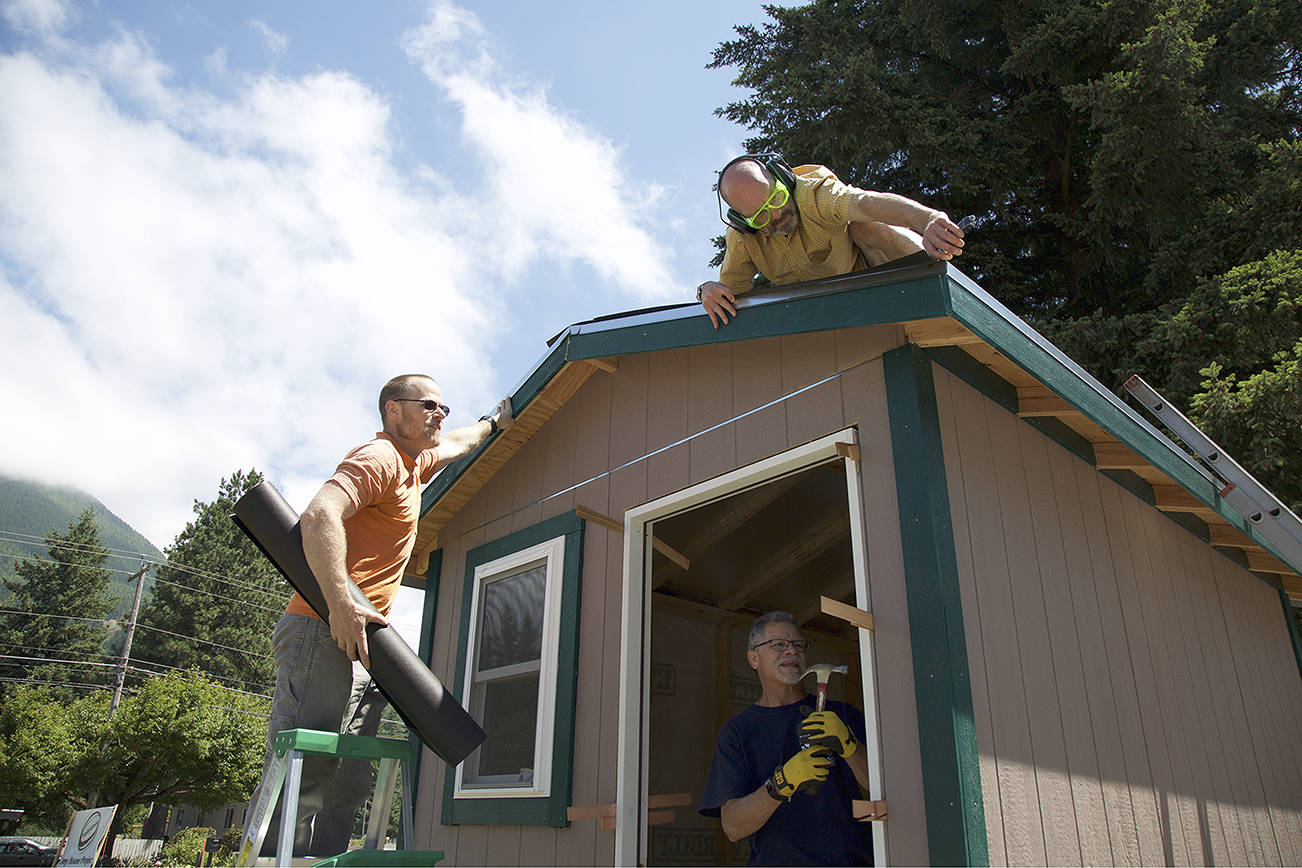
[0,474,162,617]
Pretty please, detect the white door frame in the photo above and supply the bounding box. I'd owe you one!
[614,427,887,865]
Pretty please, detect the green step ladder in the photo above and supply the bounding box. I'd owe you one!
[237,729,443,867]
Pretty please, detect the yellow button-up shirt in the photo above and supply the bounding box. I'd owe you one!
[718,164,866,295]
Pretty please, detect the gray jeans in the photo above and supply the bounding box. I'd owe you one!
[247,613,389,858]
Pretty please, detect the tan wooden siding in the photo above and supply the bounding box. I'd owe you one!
[935,367,1302,866]
[414,324,927,865]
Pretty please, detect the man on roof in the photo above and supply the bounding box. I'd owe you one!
[697,154,966,328]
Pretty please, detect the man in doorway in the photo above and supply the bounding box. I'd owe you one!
[699,611,872,865]
[250,374,513,857]
[698,154,967,328]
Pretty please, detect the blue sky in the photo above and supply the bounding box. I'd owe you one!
[0,0,787,548]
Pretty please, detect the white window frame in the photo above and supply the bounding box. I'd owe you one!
[614,427,887,865]
[452,534,566,800]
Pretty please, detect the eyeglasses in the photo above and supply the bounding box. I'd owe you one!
[743,179,791,229]
[392,398,450,415]
[750,638,810,653]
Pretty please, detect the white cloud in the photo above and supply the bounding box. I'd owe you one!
[2,0,70,36]
[249,19,288,54]
[401,0,679,300]
[0,1,684,548]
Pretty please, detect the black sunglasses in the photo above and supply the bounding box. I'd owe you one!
[392,398,450,415]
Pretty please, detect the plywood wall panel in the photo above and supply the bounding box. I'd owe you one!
[845,358,930,865]
[991,407,1079,866]
[687,343,736,484]
[833,324,905,372]
[1142,499,1227,865]
[1110,474,1199,865]
[943,372,1044,865]
[933,370,1006,867]
[609,353,650,469]
[554,504,607,867]
[781,331,839,446]
[1022,424,1109,865]
[1183,541,1261,864]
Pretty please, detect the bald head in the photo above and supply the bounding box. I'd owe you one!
[719,159,775,213]
[719,157,799,235]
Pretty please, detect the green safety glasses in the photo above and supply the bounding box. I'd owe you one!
[744,179,791,229]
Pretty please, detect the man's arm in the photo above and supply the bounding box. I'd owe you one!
[300,481,387,668]
[434,398,515,466]
[720,746,832,841]
[719,787,783,842]
[847,190,965,260]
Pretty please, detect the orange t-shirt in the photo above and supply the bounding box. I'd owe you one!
[285,432,439,619]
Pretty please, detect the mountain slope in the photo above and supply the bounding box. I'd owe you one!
[0,475,164,617]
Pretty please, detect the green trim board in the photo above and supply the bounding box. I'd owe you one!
[923,339,1294,596]
[941,268,1299,573]
[883,344,989,867]
[422,260,1300,582]
[1281,592,1302,683]
[409,547,444,815]
[420,263,955,516]
[441,511,585,827]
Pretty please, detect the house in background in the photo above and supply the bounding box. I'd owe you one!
[404,258,1302,866]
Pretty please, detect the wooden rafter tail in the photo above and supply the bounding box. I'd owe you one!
[852,799,888,822]
[820,595,875,632]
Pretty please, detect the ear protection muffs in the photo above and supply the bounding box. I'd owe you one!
[716,153,799,234]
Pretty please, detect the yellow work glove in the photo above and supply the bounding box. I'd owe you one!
[767,746,833,800]
[799,710,859,758]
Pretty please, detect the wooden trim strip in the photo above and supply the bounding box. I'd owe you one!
[575,505,691,571]
[820,595,875,632]
[853,800,889,822]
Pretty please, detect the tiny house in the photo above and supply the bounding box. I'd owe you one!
[405,259,1302,866]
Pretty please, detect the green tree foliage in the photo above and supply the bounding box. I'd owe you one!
[0,509,115,696]
[131,470,289,696]
[0,474,162,616]
[710,0,1302,317]
[711,0,1302,510]
[0,671,266,857]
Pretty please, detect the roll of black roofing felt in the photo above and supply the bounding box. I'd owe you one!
[232,480,486,766]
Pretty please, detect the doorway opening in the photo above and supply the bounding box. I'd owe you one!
[615,430,884,866]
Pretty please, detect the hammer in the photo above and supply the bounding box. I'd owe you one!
[800,663,848,711]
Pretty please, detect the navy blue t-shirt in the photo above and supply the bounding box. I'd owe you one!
[699,696,873,866]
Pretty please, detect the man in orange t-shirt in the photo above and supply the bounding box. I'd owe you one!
[251,373,513,858]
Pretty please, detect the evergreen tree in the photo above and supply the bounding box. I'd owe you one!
[131,470,289,696]
[711,0,1302,509]
[0,509,114,696]
[709,0,1302,319]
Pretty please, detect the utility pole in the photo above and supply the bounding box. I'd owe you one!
[109,560,150,717]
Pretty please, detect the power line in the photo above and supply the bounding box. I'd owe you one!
[128,656,273,695]
[132,622,274,659]
[0,641,120,661]
[148,576,286,613]
[0,528,157,561]
[0,675,115,692]
[0,550,146,580]
[0,607,112,626]
[0,653,119,670]
[0,546,289,603]
[0,526,289,595]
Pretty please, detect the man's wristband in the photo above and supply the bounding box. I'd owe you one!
[696,281,709,302]
[479,414,498,435]
[764,774,786,802]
